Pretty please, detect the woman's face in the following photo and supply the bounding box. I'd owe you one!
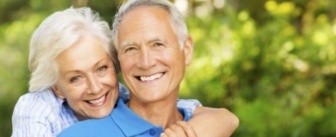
[52,35,119,120]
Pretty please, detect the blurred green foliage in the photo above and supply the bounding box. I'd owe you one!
[0,0,335,137]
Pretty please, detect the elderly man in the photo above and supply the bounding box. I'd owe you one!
[58,0,238,137]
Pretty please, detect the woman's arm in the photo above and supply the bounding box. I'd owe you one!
[188,107,239,137]
[12,94,55,137]
[175,99,239,137]
[163,106,239,137]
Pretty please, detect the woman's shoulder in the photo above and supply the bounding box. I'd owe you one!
[118,82,130,99]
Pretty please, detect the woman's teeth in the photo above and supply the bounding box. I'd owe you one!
[140,73,163,81]
[88,94,106,105]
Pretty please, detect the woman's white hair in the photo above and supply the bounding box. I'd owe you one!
[111,0,189,50]
[29,7,117,92]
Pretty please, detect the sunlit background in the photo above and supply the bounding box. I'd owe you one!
[1,0,335,136]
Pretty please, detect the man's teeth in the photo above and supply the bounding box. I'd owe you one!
[88,95,105,105]
[140,73,163,81]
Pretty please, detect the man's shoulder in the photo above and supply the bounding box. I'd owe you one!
[57,116,121,137]
[58,99,131,137]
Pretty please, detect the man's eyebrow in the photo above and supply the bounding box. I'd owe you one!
[120,41,137,47]
[148,37,167,44]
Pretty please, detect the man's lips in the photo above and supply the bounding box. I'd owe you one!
[135,72,164,82]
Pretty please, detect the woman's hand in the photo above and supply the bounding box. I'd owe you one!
[188,107,239,137]
[161,121,197,137]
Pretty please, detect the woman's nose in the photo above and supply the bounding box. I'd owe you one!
[86,75,103,94]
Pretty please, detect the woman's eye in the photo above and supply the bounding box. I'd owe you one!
[70,76,81,83]
[98,65,108,72]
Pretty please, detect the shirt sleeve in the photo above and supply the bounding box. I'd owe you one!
[118,82,130,100]
[12,95,54,137]
[177,99,202,117]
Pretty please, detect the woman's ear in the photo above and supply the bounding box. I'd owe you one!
[51,86,65,99]
[183,36,194,66]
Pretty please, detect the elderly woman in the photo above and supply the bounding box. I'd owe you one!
[12,7,238,137]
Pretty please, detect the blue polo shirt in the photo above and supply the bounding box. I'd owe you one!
[57,98,192,137]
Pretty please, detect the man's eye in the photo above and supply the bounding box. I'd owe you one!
[154,43,164,47]
[70,76,81,83]
[125,47,136,52]
[98,65,108,72]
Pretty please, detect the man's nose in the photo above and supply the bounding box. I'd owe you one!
[137,48,156,69]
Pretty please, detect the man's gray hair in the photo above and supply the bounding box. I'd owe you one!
[111,0,188,50]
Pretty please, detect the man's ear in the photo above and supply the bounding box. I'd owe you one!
[183,36,194,66]
[51,86,65,99]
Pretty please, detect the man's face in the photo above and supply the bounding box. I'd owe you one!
[117,6,193,103]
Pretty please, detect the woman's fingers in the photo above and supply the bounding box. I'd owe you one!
[176,121,197,137]
[161,121,197,137]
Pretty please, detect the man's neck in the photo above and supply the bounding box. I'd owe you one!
[128,98,183,129]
